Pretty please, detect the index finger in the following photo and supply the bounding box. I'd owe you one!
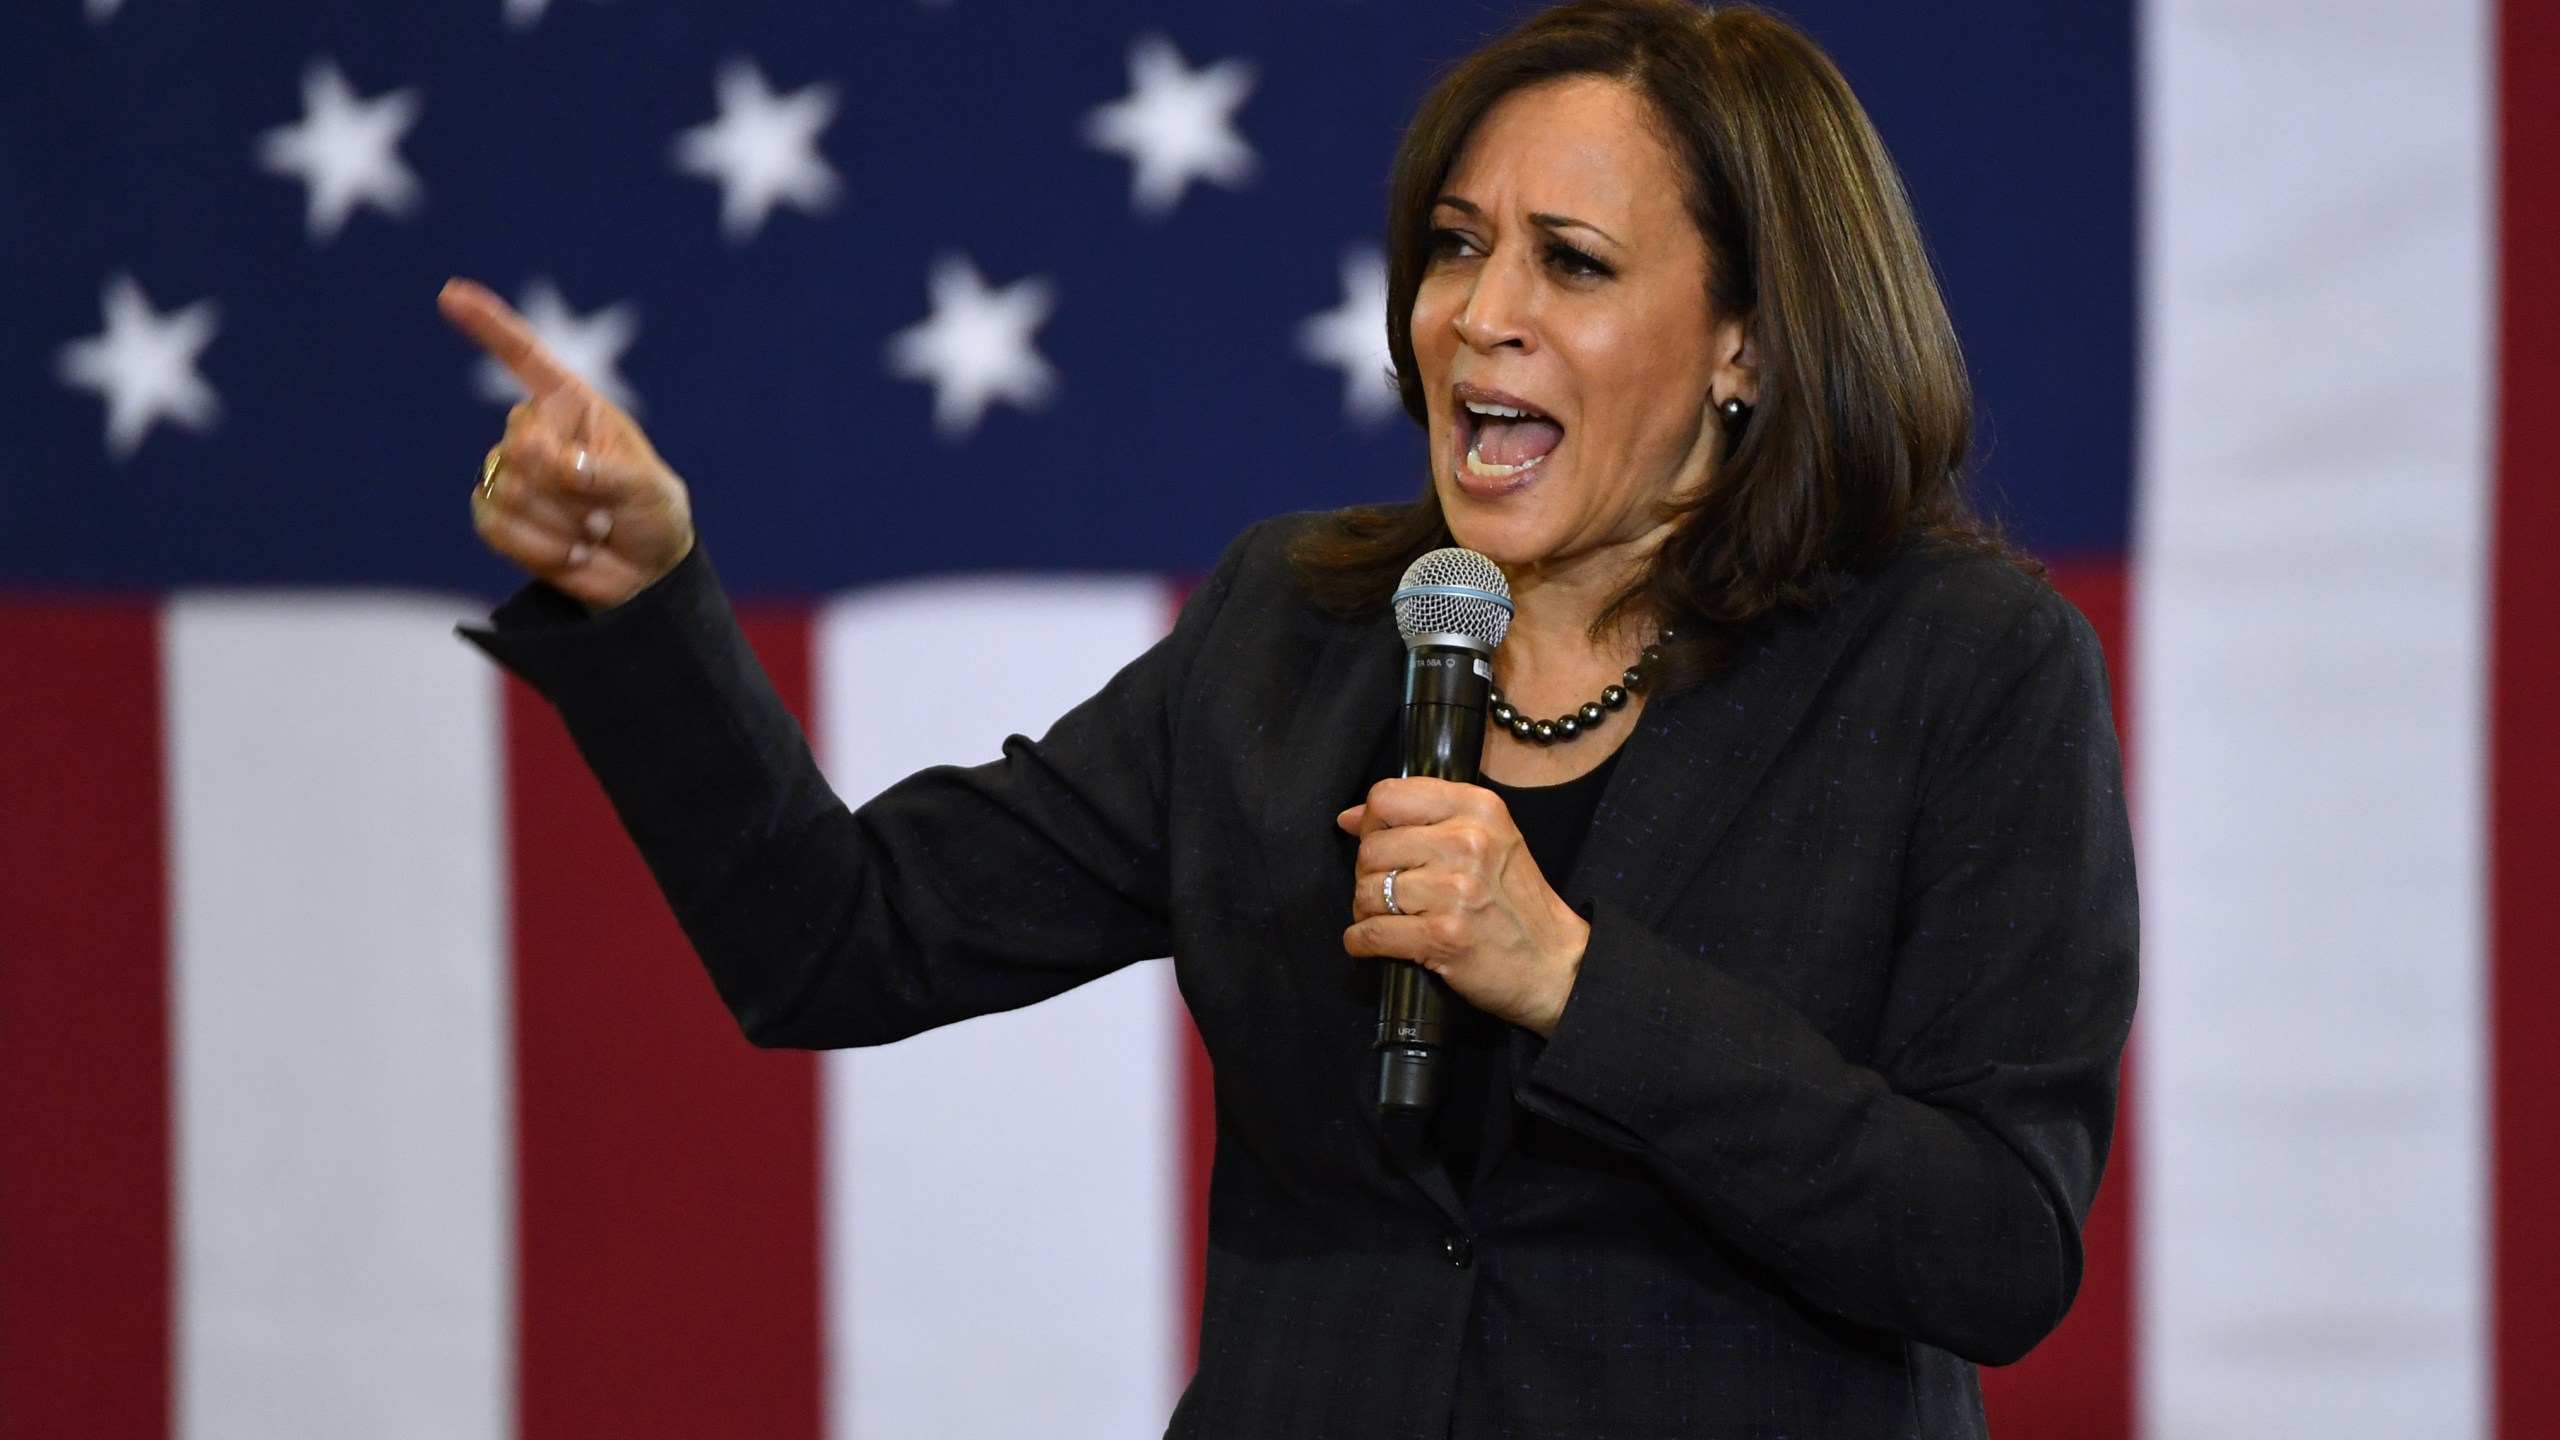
[438,277,584,400]
[1358,776,1500,832]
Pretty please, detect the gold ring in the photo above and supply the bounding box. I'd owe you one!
[478,446,505,502]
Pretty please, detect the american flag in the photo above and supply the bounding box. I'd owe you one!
[4,1,2551,1437]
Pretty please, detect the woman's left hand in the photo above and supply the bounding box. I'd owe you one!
[1338,777,1591,1036]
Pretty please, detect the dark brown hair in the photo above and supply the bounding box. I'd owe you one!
[1290,0,2026,675]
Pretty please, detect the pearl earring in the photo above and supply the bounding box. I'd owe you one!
[1718,396,1752,429]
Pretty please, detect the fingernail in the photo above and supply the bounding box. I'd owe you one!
[572,448,592,483]
[584,509,611,540]
[567,543,593,566]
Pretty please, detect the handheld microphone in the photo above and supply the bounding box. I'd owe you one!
[1376,547,1514,1121]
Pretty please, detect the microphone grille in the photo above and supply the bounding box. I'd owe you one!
[1393,547,1514,650]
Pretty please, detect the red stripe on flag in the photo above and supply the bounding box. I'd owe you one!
[2494,0,2560,1430]
[0,603,171,1440]
[1167,576,1219,1381]
[1179,1014,1214,1376]
[1979,557,2134,1440]
[509,607,823,1440]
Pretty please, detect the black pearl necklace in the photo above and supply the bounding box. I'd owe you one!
[1489,628,1674,746]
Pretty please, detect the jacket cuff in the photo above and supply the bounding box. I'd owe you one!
[465,532,711,632]
[459,541,723,695]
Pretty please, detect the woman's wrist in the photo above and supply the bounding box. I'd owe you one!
[1522,903,1592,1037]
[579,530,697,615]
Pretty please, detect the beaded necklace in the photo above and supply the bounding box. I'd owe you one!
[1488,628,1672,745]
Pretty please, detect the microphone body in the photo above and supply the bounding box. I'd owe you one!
[1375,641,1493,1115]
[1374,548,1513,1121]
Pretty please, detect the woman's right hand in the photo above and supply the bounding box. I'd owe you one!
[439,278,695,612]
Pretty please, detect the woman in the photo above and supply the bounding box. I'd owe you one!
[443,2,2135,1436]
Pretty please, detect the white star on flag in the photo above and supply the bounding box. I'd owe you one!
[255,59,425,244]
[474,280,643,412]
[1083,35,1258,219]
[56,273,222,461]
[886,256,1058,440]
[672,59,843,244]
[1298,247,1400,424]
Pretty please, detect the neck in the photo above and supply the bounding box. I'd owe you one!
[1497,525,1663,679]
[1477,534,1661,786]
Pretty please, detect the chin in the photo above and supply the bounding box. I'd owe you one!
[1438,484,1569,570]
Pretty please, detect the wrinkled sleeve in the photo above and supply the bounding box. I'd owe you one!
[461,531,1251,1049]
[1513,591,2138,1365]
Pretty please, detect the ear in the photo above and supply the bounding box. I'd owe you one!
[1712,315,1761,407]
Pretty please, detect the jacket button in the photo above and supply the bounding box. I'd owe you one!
[1443,1234,1474,1268]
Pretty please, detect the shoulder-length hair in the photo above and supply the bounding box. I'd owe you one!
[1290,0,2024,673]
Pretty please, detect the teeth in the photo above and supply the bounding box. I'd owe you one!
[1464,400,1533,418]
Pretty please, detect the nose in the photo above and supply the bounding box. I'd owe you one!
[1453,248,1536,354]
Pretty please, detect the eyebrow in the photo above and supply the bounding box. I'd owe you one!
[1431,195,1623,248]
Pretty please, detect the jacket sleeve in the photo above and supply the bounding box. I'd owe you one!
[1511,589,2138,1366]
[461,532,1251,1049]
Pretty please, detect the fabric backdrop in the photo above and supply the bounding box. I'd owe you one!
[2,1,2548,1436]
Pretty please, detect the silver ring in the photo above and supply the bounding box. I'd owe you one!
[1382,868,1403,916]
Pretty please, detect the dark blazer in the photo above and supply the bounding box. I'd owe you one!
[466,513,2136,1440]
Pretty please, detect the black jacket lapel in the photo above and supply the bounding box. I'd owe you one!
[1261,611,1402,843]
[1568,576,1888,931]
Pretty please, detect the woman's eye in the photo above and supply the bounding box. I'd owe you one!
[1546,242,1614,280]
[1427,227,1482,260]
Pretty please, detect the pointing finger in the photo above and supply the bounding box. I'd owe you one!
[439,277,584,401]
[533,380,595,446]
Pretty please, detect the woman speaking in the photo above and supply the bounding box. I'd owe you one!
[441,2,2136,1435]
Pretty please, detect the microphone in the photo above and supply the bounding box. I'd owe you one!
[1376,547,1514,1121]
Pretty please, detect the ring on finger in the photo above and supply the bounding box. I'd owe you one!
[478,445,505,502]
[1382,868,1404,916]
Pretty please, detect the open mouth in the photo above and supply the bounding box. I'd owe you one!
[1457,389,1565,483]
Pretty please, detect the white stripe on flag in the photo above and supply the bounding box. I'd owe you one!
[815,575,1180,1440]
[166,597,511,1440]
[2136,2,2493,1436]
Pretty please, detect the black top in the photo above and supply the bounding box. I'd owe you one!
[1435,751,1622,1196]
[1485,750,1621,883]
[464,515,2136,1440]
